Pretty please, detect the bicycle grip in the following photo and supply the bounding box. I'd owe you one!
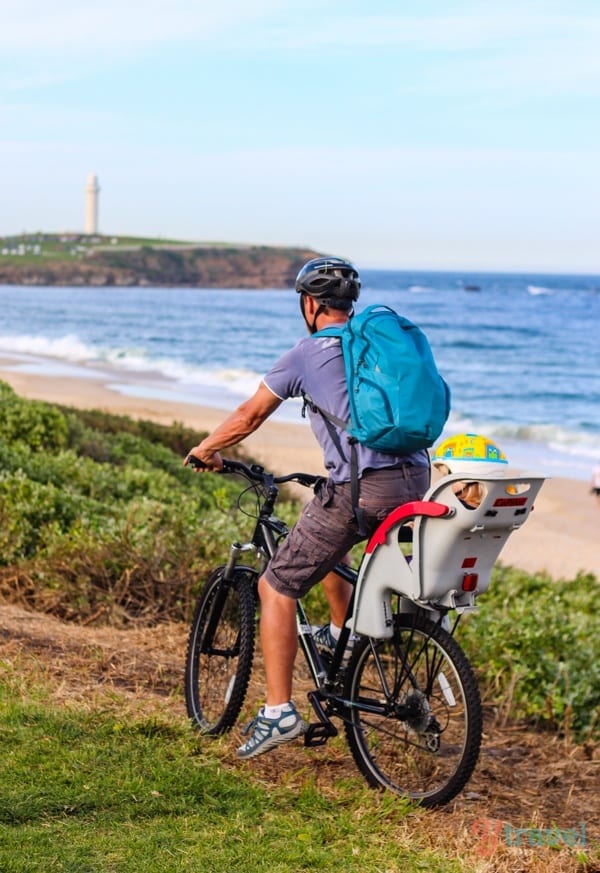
[186,454,207,470]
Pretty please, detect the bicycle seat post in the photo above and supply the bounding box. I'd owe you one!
[296,599,328,686]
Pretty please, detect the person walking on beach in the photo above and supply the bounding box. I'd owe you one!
[590,463,600,507]
[184,257,432,759]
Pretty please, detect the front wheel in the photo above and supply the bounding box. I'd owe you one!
[185,566,257,735]
[344,613,482,807]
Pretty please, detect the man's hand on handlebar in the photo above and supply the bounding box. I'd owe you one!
[184,453,322,491]
[184,448,224,472]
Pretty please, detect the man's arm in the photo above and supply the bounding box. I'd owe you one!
[184,382,282,470]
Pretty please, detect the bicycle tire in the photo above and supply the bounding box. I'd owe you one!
[185,565,257,735]
[344,612,482,807]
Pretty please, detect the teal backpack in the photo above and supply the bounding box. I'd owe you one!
[308,304,450,456]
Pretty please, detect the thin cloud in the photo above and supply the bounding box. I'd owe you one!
[0,0,285,92]
[4,1,598,102]
[5,1,599,55]
[250,2,600,50]
[265,4,600,98]
[0,0,283,52]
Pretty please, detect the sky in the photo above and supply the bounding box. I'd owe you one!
[1,0,599,273]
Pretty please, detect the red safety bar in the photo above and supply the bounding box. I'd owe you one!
[365,500,452,554]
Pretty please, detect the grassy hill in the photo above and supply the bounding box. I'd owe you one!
[0,233,320,288]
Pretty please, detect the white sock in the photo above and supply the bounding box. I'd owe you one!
[264,702,291,719]
[329,622,342,640]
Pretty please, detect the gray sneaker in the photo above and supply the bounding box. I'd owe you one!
[313,623,357,661]
[237,703,307,759]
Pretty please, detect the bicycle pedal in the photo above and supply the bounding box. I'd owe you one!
[304,721,338,747]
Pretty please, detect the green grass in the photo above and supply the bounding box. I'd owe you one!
[0,234,198,269]
[0,681,457,873]
[0,234,244,269]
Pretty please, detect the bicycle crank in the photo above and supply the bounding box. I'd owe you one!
[304,691,339,747]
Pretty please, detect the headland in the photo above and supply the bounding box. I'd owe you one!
[0,233,319,288]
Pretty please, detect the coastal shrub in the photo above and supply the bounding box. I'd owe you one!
[59,405,212,458]
[0,479,256,624]
[0,381,68,450]
[457,566,600,740]
[0,441,200,510]
[0,471,251,624]
[0,509,235,624]
[0,470,80,562]
[0,383,276,623]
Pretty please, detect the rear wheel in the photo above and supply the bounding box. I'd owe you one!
[344,613,482,807]
[185,566,257,735]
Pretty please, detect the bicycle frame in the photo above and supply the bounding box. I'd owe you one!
[219,474,358,683]
[216,466,445,746]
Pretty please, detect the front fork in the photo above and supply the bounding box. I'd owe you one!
[223,541,262,581]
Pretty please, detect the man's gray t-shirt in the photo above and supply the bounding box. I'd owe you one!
[263,328,429,483]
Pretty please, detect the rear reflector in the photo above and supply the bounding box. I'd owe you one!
[462,573,479,592]
[493,497,528,507]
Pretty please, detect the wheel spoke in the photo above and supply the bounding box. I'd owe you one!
[185,568,256,735]
[344,614,482,807]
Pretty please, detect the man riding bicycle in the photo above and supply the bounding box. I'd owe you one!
[185,257,431,759]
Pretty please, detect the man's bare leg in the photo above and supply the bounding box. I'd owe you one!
[257,562,352,708]
[321,567,353,629]
[257,576,298,706]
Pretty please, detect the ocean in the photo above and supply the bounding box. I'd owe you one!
[1,270,599,481]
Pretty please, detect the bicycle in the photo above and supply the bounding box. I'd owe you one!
[184,456,545,807]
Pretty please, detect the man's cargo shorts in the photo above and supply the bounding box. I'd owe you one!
[264,464,430,599]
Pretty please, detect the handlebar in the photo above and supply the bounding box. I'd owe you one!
[186,455,323,490]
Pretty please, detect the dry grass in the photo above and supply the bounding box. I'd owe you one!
[1,601,598,873]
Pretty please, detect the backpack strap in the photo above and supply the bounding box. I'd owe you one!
[301,392,348,460]
[311,325,344,339]
[306,325,369,535]
[304,324,349,441]
[348,440,367,537]
[301,391,368,537]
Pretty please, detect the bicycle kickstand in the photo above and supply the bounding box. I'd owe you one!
[304,691,339,747]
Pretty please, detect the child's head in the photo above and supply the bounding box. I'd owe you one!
[433,460,486,507]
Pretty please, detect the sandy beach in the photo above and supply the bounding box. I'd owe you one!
[1,366,599,582]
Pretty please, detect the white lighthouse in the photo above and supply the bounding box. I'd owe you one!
[85,173,100,235]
